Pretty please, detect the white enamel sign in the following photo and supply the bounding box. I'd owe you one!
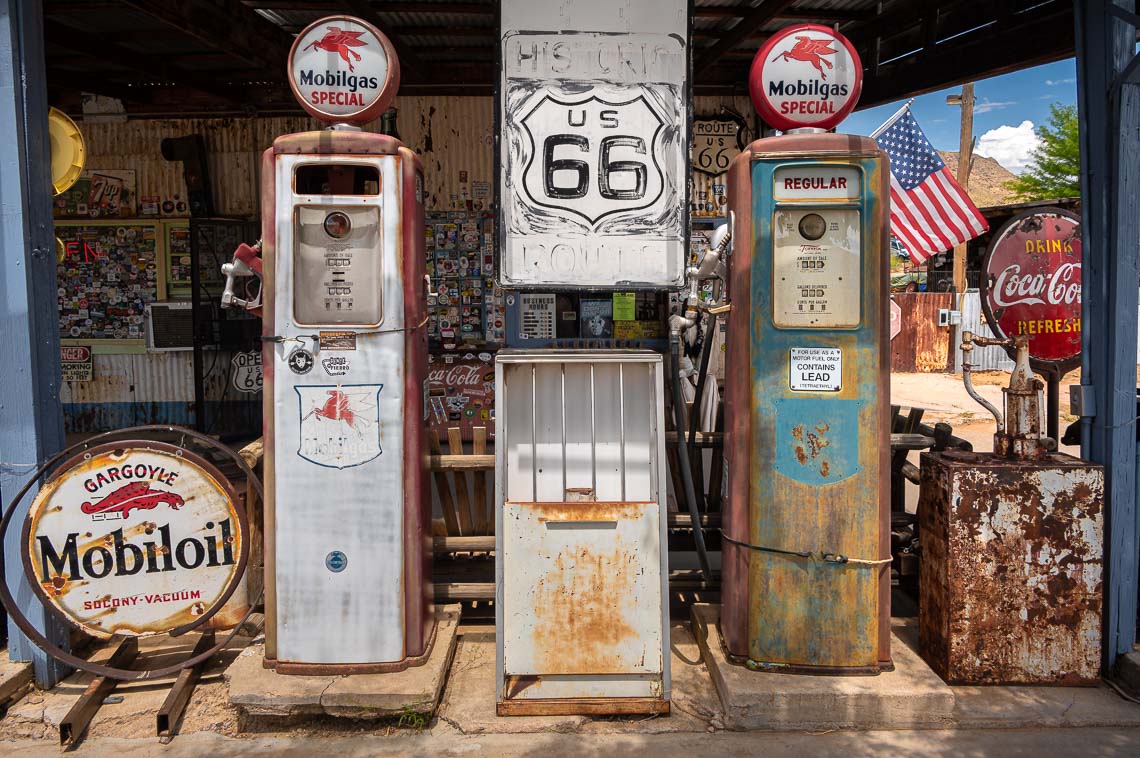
[749,25,863,132]
[288,15,400,124]
[789,347,842,392]
[499,0,689,289]
[26,444,242,638]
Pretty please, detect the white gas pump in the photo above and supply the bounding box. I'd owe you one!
[222,15,432,673]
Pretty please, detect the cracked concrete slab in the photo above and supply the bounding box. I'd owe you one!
[437,624,724,735]
[692,604,956,731]
[227,605,460,719]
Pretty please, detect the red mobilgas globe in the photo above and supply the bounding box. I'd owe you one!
[748,24,863,132]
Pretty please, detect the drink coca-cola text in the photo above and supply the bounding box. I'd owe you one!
[991,261,1081,308]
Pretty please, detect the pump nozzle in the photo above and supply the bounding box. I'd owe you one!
[221,241,264,316]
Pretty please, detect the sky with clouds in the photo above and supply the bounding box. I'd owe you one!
[840,58,1079,175]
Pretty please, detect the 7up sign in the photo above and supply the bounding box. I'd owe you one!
[498,1,689,289]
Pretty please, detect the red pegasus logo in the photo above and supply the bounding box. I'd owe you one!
[772,36,838,80]
[304,26,368,72]
[81,482,185,521]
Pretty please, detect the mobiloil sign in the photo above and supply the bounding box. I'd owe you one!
[722,24,892,674]
[25,443,244,638]
[222,15,432,674]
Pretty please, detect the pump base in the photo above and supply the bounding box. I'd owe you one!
[691,603,951,731]
[263,618,439,676]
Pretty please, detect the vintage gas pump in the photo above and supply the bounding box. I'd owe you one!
[222,16,432,672]
[721,25,892,673]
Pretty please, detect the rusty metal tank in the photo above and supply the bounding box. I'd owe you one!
[918,333,1104,684]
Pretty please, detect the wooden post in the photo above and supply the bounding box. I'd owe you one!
[1074,0,1140,669]
[0,0,70,687]
[951,83,975,295]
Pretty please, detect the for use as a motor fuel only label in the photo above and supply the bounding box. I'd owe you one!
[789,347,842,392]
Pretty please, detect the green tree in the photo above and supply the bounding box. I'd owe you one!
[1006,103,1081,201]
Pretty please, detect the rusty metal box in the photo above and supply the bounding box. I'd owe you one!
[918,450,1103,685]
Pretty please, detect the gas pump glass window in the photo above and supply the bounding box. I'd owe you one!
[293,205,382,326]
[772,206,862,329]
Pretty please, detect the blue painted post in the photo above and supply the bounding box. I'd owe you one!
[1074,0,1140,669]
[0,0,70,686]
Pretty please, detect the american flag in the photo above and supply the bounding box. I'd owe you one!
[873,106,987,264]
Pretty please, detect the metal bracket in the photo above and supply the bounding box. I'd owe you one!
[1070,384,1096,418]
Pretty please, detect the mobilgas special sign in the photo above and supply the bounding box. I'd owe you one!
[24,443,244,638]
[498,0,689,289]
[749,24,862,132]
[288,15,400,125]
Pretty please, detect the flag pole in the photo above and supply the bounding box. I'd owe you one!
[870,98,915,140]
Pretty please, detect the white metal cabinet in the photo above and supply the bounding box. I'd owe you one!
[495,350,670,711]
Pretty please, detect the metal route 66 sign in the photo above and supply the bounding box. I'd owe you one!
[520,93,665,225]
[498,0,689,290]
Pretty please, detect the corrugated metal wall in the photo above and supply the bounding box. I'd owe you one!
[75,95,753,215]
[958,290,1015,372]
[891,293,955,373]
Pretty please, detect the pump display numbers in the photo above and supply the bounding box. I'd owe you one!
[789,347,842,392]
[294,206,381,326]
[772,207,861,329]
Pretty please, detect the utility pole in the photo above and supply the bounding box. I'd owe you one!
[947,83,975,294]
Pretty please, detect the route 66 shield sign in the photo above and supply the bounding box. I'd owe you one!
[519,93,666,226]
[296,384,383,468]
[498,1,689,290]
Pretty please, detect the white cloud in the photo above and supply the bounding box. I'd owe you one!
[1045,78,1076,86]
[973,99,1017,114]
[975,120,1042,174]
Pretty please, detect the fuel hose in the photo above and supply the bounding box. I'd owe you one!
[671,333,713,583]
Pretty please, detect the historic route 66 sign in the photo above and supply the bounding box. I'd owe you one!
[520,93,665,226]
[498,0,689,289]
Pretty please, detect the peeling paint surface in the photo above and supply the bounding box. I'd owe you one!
[919,451,1104,684]
[501,501,662,678]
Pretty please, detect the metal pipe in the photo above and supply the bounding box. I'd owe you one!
[670,332,713,583]
[590,363,597,497]
[560,362,567,499]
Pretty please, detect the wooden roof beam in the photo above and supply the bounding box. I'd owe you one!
[694,0,798,78]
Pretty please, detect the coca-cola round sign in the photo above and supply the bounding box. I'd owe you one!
[288,15,400,125]
[23,442,246,639]
[981,208,1082,370]
[749,24,863,132]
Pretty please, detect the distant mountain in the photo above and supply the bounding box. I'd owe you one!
[938,151,1019,208]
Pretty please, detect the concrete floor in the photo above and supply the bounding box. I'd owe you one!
[2,726,1139,756]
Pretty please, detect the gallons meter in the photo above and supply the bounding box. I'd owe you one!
[222,16,432,673]
[721,25,892,674]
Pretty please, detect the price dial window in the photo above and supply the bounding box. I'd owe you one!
[772,207,861,329]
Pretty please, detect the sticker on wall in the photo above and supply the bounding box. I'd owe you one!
[296,385,383,468]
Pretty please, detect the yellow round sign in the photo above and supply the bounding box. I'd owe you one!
[48,107,86,196]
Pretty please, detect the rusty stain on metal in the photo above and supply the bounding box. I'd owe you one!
[919,451,1104,684]
[530,543,638,676]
